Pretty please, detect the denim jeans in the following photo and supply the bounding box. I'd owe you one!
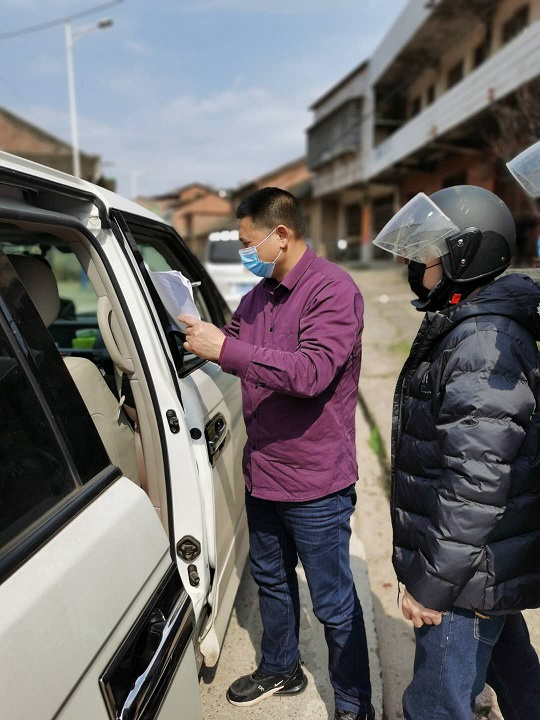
[245,485,372,716]
[403,607,540,720]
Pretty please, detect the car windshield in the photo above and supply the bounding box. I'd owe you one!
[208,239,242,264]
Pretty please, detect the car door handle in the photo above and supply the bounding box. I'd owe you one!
[205,414,229,464]
[117,592,193,720]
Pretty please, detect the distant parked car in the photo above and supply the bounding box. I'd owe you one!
[205,230,259,310]
[0,151,248,720]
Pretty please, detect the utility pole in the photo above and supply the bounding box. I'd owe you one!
[64,18,113,178]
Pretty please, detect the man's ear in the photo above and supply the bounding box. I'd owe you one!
[276,224,291,247]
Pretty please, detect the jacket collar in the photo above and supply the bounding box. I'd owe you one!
[264,245,316,297]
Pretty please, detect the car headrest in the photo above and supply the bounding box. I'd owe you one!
[8,254,60,328]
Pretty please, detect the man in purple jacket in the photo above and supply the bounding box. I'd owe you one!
[179,187,373,720]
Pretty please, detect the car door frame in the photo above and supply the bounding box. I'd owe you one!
[0,191,211,615]
[109,212,248,664]
[0,243,202,720]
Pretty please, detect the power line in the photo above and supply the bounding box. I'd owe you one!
[0,0,124,42]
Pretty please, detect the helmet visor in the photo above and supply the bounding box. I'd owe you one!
[507,140,540,198]
[372,192,459,263]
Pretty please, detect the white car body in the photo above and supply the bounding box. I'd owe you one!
[0,152,248,720]
[204,231,259,310]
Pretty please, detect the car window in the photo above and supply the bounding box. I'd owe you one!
[0,229,98,321]
[49,246,98,320]
[139,242,212,323]
[116,214,230,375]
[0,250,110,480]
[0,250,113,571]
[0,327,77,554]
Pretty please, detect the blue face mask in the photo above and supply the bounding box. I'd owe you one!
[239,227,282,278]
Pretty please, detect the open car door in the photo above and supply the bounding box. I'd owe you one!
[110,212,248,666]
[0,235,202,719]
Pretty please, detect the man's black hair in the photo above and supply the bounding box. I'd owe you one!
[236,187,305,238]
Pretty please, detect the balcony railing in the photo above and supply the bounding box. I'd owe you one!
[368,22,540,179]
[308,99,362,170]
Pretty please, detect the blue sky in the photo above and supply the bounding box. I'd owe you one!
[1,0,406,197]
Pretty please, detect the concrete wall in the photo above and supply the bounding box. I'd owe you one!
[368,20,540,177]
[402,0,540,119]
[369,0,433,83]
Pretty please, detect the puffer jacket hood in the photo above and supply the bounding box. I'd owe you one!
[449,273,540,340]
[392,271,540,613]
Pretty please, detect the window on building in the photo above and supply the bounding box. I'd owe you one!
[426,84,436,105]
[308,98,362,169]
[502,5,529,44]
[410,96,422,118]
[447,60,464,89]
[474,40,489,68]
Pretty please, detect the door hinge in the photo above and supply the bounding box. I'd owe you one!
[166,409,180,434]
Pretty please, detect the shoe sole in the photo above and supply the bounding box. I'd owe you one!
[226,675,308,706]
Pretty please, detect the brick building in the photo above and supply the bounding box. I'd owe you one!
[0,107,102,182]
[230,156,314,246]
[137,184,233,261]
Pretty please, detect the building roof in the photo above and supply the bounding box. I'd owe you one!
[150,182,213,201]
[0,106,100,180]
[235,155,309,196]
[309,60,368,110]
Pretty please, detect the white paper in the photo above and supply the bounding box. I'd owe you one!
[149,270,200,332]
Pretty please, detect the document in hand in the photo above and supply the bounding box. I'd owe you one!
[149,270,201,331]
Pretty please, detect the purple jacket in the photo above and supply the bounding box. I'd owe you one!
[220,247,364,501]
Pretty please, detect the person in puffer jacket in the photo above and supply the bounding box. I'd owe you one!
[373,184,540,720]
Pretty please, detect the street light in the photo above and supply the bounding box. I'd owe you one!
[65,17,114,178]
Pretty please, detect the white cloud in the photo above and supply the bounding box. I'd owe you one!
[29,54,65,76]
[122,37,151,56]
[14,80,311,198]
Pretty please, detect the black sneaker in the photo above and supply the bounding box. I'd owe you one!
[335,705,375,720]
[226,660,307,706]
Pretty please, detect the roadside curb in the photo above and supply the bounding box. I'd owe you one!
[358,389,391,488]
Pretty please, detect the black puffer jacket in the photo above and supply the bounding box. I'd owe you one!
[392,273,540,612]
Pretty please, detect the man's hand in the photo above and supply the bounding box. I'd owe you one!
[178,315,226,362]
[401,588,443,629]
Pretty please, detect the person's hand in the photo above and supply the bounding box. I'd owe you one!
[178,315,226,362]
[401,588,443,628]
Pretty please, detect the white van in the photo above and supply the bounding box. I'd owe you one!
[0,152,248,720]
[204,230,259,310]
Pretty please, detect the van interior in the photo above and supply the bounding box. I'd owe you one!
[0,219,176,533]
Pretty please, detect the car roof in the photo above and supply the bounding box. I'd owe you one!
[0,150,165,225]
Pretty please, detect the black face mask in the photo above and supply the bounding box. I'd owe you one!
[407,261,430,301]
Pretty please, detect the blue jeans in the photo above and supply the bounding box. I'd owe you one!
[403,608,540,720]
[245,485,371,715]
